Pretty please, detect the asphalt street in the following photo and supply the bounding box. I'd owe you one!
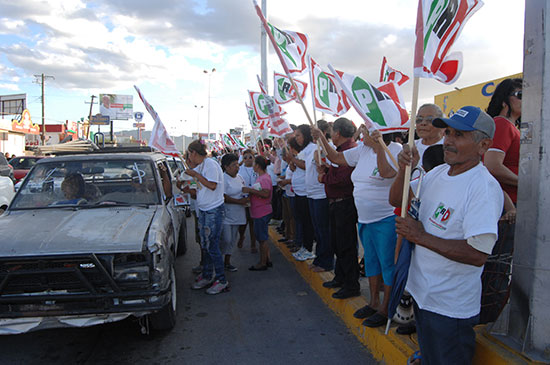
[0,217,376,365]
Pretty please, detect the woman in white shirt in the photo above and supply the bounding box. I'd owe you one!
[237,149,258,253]
[183,140,228,295]
[314,126,402,327]
[220,153,248,272]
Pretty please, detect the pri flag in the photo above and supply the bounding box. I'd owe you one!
[328,65,409,133]
[266,23,309,75]
[273,72,308,105]
[246,103,259,129]
[222,133,235,148]
[309,57,350,117]
[414,0,483,84]
[134,85,180,157]
[380,57,410,86]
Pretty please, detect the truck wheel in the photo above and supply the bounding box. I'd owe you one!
[176,217,187,256]
[149,264,177,331]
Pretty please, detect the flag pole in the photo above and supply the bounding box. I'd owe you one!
[327,64,399,169]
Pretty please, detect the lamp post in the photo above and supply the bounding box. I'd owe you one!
[203,68,216,139]
[194,105,203,137]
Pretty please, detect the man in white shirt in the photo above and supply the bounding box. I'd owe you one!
[414,103,445,165]
[390,106,504,364]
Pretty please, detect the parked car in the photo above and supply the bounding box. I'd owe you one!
[8,156,44,183]
[0,176,14,213]
[0,147,187,334]
[0,154,14,181]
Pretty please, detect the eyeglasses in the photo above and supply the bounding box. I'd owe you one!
[416,116,436,124]
[511,90,522,100]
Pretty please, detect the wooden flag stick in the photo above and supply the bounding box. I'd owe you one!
[394,76,420,262]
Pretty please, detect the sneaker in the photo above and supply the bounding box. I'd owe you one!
[301,250,316,260]
[292,247,306,259]
[192,265,203,274]
[225,264,238,272]
[206,280,229,295]
[192,274,214,290]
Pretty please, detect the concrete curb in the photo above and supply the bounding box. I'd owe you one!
[269,227,536,364]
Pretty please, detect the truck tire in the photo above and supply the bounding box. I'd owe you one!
[149,264,177,331]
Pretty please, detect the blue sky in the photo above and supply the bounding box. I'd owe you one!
[0,0,525,137]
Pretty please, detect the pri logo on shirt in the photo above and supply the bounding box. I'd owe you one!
[429,202,454,230]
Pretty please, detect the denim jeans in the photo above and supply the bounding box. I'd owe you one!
[198,203,226,283]
[308,197,334,271]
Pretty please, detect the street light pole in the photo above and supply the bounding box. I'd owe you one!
[194,105,203,138]
[203,68,216,139]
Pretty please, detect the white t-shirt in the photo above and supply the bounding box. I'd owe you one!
[284,167,295,197]
[343,142,402,224]
[302,142,326,199]
[406,163,504,319]
[292,150,307,196]
[194,157,225,211]
[415,137,444,168]
[223,172,246,225]
[238,165,257,188]
[266,163,278,187]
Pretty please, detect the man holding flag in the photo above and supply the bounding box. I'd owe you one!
[390,106,503,364]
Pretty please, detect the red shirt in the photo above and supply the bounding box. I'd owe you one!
[321,139,356,199]
[490,116,520,203]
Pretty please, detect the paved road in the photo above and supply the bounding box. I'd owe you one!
[1,217,376,365]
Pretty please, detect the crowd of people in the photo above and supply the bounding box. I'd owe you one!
[178,78,521,365]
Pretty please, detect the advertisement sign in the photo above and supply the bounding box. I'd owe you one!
[11,109,40,135]
[434,73,522,117]
[99,94,133,120]
[90,114,111,125]
[133,122,145,128]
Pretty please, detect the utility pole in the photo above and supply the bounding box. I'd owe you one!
[33,73,54,145]
[86,95,96,139]
[204,68,216,138]
[261,0,268,91]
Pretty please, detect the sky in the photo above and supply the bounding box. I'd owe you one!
[0,0,525,138]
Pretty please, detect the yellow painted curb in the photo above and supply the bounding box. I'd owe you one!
[269,227,535,364]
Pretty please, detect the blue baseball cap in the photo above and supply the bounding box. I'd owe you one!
[432,106,495,138]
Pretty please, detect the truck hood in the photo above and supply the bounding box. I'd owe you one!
[0,207,157,257]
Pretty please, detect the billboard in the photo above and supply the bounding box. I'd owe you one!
[99,94,133,120]
[434,73,522,117]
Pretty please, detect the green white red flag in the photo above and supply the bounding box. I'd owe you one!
[266,24,309,75]
[309,57,350,117]
[246,103,259,129]
[273,72,308,105]
[222,133,235,148]
[253,1,309,76]
[380,57,410,86]
[328,65,409,133]
[414,0,483,84]
[228,133,247,149]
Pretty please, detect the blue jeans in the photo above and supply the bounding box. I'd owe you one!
[198,204,226,283]
[414,302,479,365]
[308,198,333,271]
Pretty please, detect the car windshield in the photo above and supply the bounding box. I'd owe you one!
[10,159,160,209]
[10,157,40,169]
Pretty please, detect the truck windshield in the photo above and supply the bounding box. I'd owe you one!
[10,159,160,209]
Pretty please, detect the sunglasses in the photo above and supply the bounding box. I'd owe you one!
[415,116,436,124]
[244,155,253,159]
[511,90,522,100]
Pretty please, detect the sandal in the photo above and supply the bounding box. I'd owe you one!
[407,350,421,365]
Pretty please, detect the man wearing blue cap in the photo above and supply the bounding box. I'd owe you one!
[389,106,504,365]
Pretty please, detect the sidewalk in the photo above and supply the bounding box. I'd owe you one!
[268,227,535,364]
